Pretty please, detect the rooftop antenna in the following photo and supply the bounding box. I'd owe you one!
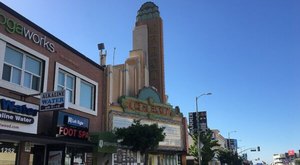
[113,47,116,66]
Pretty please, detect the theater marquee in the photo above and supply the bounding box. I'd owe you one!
[112,115,182,149]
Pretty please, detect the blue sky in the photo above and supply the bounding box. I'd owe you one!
[1,0,299,164]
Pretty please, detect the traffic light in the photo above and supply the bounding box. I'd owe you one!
[257,146,260,151]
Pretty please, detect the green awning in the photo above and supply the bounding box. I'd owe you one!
[90,132,117,153]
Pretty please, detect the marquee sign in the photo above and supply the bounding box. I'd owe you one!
[0,96,38,134]
[112,115,183,149]
[119,96,173,117]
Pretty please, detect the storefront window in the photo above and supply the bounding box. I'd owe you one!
[113,149,140,164]
[0,142,18,165]
[65,147,93,165]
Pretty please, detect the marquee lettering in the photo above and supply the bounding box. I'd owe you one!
[121,98,172,117]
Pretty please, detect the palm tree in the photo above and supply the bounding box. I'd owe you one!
[189,129,220,165]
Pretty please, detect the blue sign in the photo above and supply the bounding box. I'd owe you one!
[57,111,89,129]
[0,99,38,116]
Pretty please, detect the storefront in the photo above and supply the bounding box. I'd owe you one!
[0,96,39,165]
[0,131,95,165]
[0,96,96,165]
[46,111,94,165]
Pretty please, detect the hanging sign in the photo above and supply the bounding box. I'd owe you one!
[40,90,68,111]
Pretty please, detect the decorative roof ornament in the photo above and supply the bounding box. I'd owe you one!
[136,2,160,22]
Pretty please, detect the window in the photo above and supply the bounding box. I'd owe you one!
[57,69,75,103]
[55,63,98,115]
[80,80,95,110]
[2,46,42,91]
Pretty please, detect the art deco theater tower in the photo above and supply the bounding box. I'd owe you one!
[133,2,166,103]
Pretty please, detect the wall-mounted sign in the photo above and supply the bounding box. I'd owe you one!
[40,90,68,111]
[0,96,38,134]
[57,126,89,139]
[0,12,55,53]
[63,115,88,128]
[0,142,18,153]
[56,111,89,140]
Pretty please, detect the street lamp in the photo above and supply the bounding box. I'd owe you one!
[196,92,212,165]
[228,130,237,151]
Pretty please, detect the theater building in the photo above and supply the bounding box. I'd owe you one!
[93,2,188,165]
[0,2,105,165]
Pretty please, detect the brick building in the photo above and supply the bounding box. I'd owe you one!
[0,2,105,165]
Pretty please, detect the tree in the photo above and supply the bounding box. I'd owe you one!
[189,129,220,165]
[218,149,243,165]
[114,120,165,165]
[295,159,300,165]
[218,149,232,165]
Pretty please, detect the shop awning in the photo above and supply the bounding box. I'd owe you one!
[0,130,96,147]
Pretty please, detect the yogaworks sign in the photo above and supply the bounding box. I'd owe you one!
[0,11,55,53]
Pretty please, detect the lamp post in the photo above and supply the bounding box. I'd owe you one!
[228,130,237,151]
[196,92,212,165]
